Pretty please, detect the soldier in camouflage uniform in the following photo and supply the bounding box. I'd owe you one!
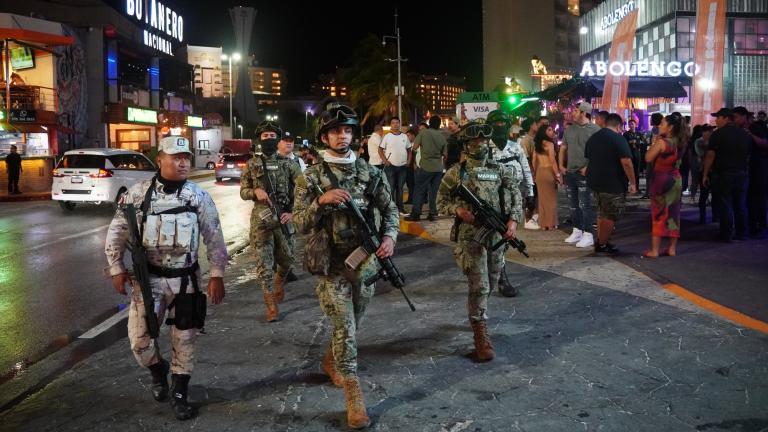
[240,121,302,322]
[105,136,227,420]
[293,103,398,429]
[437,120,523,362]
[487,109,535,298]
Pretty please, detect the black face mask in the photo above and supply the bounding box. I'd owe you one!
[260,138,278,156]
[491,125,509,149]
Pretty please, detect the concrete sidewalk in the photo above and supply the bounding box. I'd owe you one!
[1,232,767,431]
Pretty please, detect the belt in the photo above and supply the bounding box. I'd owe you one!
[147,261,200,278]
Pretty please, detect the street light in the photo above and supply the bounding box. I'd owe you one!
[305,109,312,131]
[238,124,243,138]
[221,52,241,138]
[383,10,407,121]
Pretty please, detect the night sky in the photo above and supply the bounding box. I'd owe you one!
[179,0,483,96]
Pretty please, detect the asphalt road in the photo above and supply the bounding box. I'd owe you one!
[0,177,251,377]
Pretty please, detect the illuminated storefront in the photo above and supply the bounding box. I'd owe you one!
[579,0,768,116]
[104,105,158,154]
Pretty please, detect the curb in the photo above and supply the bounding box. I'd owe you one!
[0,193,52,203]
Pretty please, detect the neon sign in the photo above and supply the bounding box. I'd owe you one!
[601,1,637,30]
[580,61,699,77]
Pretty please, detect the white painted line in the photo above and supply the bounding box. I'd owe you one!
[27,224,111,253]
[79,308,129,339]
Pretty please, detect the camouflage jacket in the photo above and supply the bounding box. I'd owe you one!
[240,153,302,230]
[293,157,399,255]
[437,157,524,237]
[491,138,534,197]
[104,178,228,278]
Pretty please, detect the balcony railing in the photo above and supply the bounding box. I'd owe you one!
[0,85,59,112]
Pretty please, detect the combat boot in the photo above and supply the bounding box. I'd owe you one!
[498,274,519,298]
[285,269,298,282]
[273,273,286,303]
[263,292,279,322]
[147,359,170,402]
[470,321,495,362]
[170,374,197,420]
[343,376,371,429]
[321,346,344,388]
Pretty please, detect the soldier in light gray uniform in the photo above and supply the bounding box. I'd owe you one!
[487,110,534,297]
[105,136,227,420]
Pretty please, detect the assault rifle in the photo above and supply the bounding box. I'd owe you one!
[453,183,529,257]
[260,156,291,237]
[307,177,415,311]
[124,204,160,339]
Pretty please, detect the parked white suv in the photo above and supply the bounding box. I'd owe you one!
[52,148,156,211]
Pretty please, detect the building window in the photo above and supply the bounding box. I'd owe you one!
[733,18,768,54]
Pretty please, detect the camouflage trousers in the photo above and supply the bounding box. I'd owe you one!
[316,254,378,377]
[454,234,505,323]
[127,276,198,375]
[251,224,295,295]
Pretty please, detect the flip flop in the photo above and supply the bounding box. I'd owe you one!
[641,250,658,259]
[660,248,676,257]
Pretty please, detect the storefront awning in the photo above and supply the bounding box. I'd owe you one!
[0,28,74,46]
[533,77,689,101]
[590,78,689,99]
[1,123,47,133]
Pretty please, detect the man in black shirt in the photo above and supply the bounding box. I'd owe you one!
[623,119,644,192]
[703,108,752,241]
[734,107,768,238]
[585,114,637,254]
[444,117,462,169]
[5,145,22,194]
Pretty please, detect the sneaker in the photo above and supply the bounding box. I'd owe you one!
[524,219,540,230]
[594,243,619,255]
[427,214,437,221]
[682,189,691,196]
[564,229,583,243]
[575,232,594,248]
[403,214,421,222]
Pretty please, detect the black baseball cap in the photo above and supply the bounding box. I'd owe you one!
[732,106,753,117]
[710,108,733,118]
[282,131,295,142]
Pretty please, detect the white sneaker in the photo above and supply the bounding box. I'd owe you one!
[682,189,691,196]
[575,232,594,248]
[564,228,583,243]
[524,219,540,230]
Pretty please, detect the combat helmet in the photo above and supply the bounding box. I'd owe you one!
[315,102,360,146]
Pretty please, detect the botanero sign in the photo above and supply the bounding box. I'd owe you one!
[125,0,184,56]
[580,61,699,77]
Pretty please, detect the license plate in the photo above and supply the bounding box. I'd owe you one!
[71,176,83,184]
[227,164,234,168]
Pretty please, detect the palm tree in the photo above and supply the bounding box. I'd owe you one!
[341,34,425,129]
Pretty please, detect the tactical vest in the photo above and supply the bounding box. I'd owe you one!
[140,177,199,260]
[311,159,380,253]
[459,160,505,210]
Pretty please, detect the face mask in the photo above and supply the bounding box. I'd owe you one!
[260,138,278,156]
[491,125,508,148]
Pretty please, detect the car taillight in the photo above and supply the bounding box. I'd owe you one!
[52,169,64,178]
[236,162,246,168]
[89,168,113,178]
[215,162,224,168]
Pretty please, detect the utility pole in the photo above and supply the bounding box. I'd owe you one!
[384,10,407,121]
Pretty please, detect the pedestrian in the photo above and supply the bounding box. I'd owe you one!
[734,107,768,238]
[293,103,399,429]
[444,116,462,169]
[278,131,307,172]
[595,110,609,128]
[687,125,705,201]
[585,113,637,254]
[240,121,302,322]
[404,128,417,205]
[642,113,665,198]
[104,136,227,420]
[623,119,645,193]
[437,121,523,362]
[643,113,687,257]
[405,115,447,222]
[559,101,601,248]
[532,123,562,230]
[703,108,752,242]
[378,116,412,214]
[694,125,716,223]
[366,124,385,169]
[4,144,22,194]
[519,118,541,229]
